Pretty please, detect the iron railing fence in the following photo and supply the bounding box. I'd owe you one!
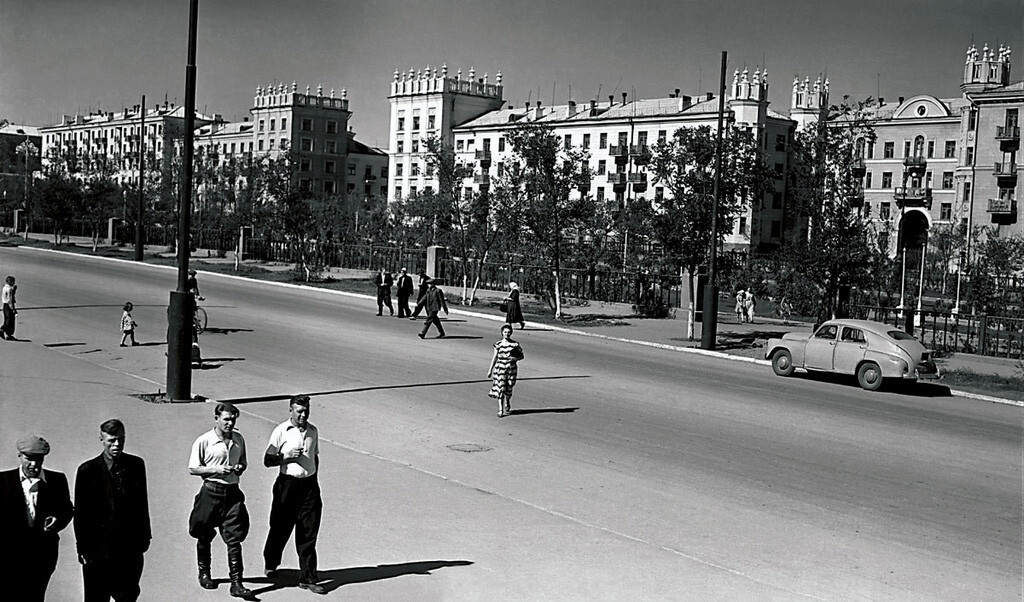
[850,304,1024,359]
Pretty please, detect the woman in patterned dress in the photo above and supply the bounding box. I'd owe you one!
[488,324,524,417]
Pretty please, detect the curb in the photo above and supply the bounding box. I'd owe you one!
[17,245,1023,407]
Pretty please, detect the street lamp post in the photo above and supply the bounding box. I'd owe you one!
[166,0,199,402]
[700,50,728,350]
[136,94,146,262]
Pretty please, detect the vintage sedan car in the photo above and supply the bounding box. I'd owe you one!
[764,319,939,391]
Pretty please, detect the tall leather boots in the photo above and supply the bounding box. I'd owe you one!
[197,540,216,589]
[227,543,253,598]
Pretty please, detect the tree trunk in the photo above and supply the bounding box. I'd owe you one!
[686,268,695,340]
[552,269,563,319]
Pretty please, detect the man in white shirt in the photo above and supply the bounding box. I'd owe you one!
[2,275,17,340]
[262,394,324,594]
[188,402,253,599]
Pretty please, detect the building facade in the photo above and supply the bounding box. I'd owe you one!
[388,65,801,253]
[0,122,42,217]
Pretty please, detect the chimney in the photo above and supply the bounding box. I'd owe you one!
[878,97,884,106]
[243,116,249,122]
[706,92,714,101]
[679,95,692,111]
[568,100,577,116]
[525,101,531,110]
[674,88,680,97]
[898,96,904,104]
[608,94,614,107]
[621,92,627,105]
[590,99,597,111]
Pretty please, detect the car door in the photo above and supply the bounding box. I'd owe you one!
[833,326,867,374]
[804,324,839,371]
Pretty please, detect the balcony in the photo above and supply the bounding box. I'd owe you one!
[628,172,648,192]
[608,145,629,164]
[850,185,864,207]
[473,173,490,187]
[903,155,927,176]
[993,162,1018,182]
[852,157,866,178]
[894,186,933,209]
[475,149,491,166]
[630,144,652,165]
[995,125,1020,149]
[607,172,627,185]
[986,198,1016,214]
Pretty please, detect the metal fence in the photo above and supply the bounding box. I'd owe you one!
[850,304,1024,359]
[245,240,427,273]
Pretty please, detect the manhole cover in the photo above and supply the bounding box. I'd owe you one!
[447,443,493,453]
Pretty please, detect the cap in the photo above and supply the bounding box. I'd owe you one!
[400,267,407,272]
[188,269,197,275]
[17,435,50,456]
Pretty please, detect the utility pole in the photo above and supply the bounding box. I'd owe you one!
[701,51,727,350]
[166,0,199,402]
[136,94,145,261]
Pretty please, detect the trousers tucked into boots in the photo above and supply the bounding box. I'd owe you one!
[197,540,215,589]
[227,543,253,598]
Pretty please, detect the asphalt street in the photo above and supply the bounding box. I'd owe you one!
[0,246,1021,601]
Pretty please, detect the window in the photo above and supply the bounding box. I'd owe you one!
[738,216,747,235]
[411,163,419,176]
[963,181,971,202]
[617,132,628,146]
[396,163,403,177]
[927,140,934,158]
[596,188,604,201]
[583,134,591,149]
[281,118,287,130]
[326,121,338,134]
[258,119,265,132]
[774,163,784,178]
[325,160,336,174]
[655,187,664,200]
[299,158,311,172]
[840,327,865,343]
[497,162,504,177]
[865,172,873,188]
[771,191,782,208]
[903,141,911,157]
[347,183,356,194]
[637,131,648,146]
[411,136,420,153]
[880,202,891,220]
[658,130,667,144]
[881,172,893,188]
[597,160,606,175]
[940,203,952,221]
[599,133,608,149]
[397,140,404,153]
[380,166,388,178]
[409,185,417,196]
[883,142,894,158]
[301,119,313,132]
[395,186,402,199]
[770,220,781,238]
[299,179,311,191]
[944,141,956,158]
[348,163,356,176]
[427,115,435,130]
[268,138,275,150]
[324,181,336,194]
[398,117,405,131]
[326,140,337,154]
[498,137,505,152]
[564,135,572,151]
[300,138,313,152]
[775,135,786,151]
[258,139,264,151]
[814,325,838,340]
[268,119,275,131]
[965,147,974,166]
[941,172,954,189]
[412,116,420,130]
[456,140,464,151]
[1006,108,1019,128]
[866,141,874,159]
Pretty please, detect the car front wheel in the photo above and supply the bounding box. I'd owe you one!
[857,362,883,391]
[772,350,795,376]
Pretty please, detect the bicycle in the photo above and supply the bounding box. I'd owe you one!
[193,296,207,335]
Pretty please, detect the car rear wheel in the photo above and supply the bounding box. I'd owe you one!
[772,350,795,376]
[857,362,883,391]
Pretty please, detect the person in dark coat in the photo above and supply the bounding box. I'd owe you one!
[409,270,430,319]
[373,267,394,316]
[75,419,152,602]
[395,268,415,318]
[0,434,74,602]
[504,281,526,330]
[417,280,449,339]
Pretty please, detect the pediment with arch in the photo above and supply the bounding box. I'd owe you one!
[892,96,952,119]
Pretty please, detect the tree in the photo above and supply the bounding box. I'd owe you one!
[649,124,774,336]
[34,147,83,245]
[503,124,595,319]
[81,175,122,252]
[780,96,882,323]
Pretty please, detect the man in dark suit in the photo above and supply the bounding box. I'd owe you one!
[0,434,74,602]
[395,267,415,318]
[373,267,394,316]
[75,419,152,601]
[417,279,450,339]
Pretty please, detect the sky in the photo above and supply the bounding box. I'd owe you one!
[2,0,1022,148]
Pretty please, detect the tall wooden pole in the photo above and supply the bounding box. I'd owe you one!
[135,94,145,261]
[701,51,727,350]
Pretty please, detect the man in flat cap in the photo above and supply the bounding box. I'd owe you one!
[75,419,152,601]
[0,435,74,601]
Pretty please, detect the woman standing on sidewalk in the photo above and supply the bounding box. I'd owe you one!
[488,324,524,418]
[504,281,525,330]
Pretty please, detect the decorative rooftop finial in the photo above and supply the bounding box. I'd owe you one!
[330,88,335,98]
[306,85,311,95]
[317,83,323,96]
[342,88,347,100]
[442,63,448,77]
[496,71,502,85]
[732,69,740,86]
[394,69,401,81]
[469,66,476,80]
[457,67,463,80]
[483,72,488,84]
[256,85,262,96]
[292,81,297,92]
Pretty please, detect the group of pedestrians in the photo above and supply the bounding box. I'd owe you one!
[734,288,757,324]
[1,395,327,600]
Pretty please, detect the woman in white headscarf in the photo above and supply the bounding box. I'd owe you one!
[504,281,525,330]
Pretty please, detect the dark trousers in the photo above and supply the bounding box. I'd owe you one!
[2,536,57,602]
[2,303,15,337]
[397,294,411,318]
[263,475,322,583]
[376,288,393,315]
[411,292,427,317]
[188,482,250,545]
[83,551,145,602]
[419,311,446,337]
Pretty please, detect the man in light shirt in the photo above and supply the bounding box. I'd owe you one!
[188,402,253,599]
[262,394,324,594]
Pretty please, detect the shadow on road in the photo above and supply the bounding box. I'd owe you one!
[431,335,482,340]
[793,370,954,397]
[247,559,473,595]
[203,327,253,335]
[221,375,590,405]
[43,341,86,348]
[508,407,579,416]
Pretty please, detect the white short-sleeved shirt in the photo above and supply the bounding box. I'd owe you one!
[265,421,318,478]
[189,429,246,485]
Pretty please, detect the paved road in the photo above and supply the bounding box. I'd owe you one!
[1,247,1021,600]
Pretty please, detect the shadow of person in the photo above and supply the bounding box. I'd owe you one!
[508,407,579,416]
[250,560,473,595]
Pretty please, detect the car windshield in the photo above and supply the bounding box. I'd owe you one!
[887,330,917,341]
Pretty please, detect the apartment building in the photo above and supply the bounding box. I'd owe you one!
[0,122,42,211]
